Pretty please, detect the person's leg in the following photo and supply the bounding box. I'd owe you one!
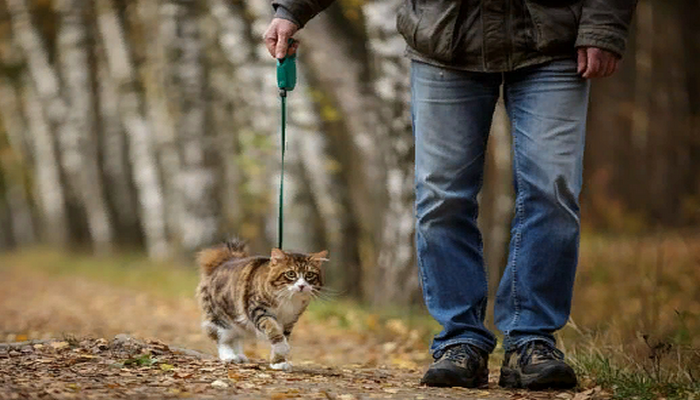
[412,60,500,357]
[495,58,589,389]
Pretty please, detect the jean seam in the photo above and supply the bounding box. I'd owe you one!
[433,338,493,358]
[475,154,488,322]
[512,336,556,351]
[508,100,523,336]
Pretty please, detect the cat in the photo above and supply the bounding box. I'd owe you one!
[196,238,328,371]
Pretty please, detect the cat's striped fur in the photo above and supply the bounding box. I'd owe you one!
[196,239,327,371]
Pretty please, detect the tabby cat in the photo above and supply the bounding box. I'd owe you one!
[196,239,327,371]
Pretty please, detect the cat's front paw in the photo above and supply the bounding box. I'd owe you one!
[222,354,249,364]
[271,341,290,357]
[270,361,292,371]
[219,345,248,363]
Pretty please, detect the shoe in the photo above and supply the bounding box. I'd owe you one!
[499,340,577,390]
[420,343,489,388]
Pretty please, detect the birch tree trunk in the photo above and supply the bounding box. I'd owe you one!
[5,0,68,245]
[95,44,141,241]
[299,10,381,298]
[288,67,363,292]
[204,0,249,233]
[135,0,183,244]
[56,0,114,253]
[364,0,419,305]
[96,0,169,258]
[21,74,70,244]
[0,79,36,246]
[172,0,220,249]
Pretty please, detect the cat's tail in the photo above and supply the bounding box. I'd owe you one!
[197,238,249,276]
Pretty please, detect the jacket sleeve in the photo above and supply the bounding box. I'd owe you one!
[271,0,336,28]
[575,0,638,57]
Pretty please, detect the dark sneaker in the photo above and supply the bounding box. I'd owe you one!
[420,344,489,388]
[499,340,577,390]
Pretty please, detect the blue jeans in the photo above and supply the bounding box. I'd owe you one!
[412,59,590,356]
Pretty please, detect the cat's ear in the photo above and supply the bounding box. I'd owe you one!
[310,250,329,262]
[271,248,286,262]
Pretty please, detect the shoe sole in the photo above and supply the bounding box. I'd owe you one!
[421,369,489,388]
[499,365,577,390]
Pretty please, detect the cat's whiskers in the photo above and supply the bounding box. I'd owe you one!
[309,287,339,302]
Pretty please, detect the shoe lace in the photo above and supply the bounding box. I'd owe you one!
[443,344,480,365]
[519,341,564,367]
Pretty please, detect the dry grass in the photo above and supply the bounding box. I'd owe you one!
[561,231,700,399]
[0,231,698,398]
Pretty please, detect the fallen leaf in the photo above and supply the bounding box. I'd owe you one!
[159,363,174,371]
[51,341,69,350]
[65,383,80,391]
[383,388,399,394]
[211,379,229,389]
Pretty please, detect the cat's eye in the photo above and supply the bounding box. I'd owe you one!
[305,272,317,281]
[285,271,297,280]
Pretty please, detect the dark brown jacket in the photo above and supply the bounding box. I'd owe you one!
[272,0,637,72]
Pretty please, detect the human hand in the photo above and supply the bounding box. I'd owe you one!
[577,47,620,79]
[263,18,300,59]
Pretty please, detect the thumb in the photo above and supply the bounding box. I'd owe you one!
[275,33,290,59]
[577,48,587,75]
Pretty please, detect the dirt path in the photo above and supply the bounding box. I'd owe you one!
[0,265,573,399]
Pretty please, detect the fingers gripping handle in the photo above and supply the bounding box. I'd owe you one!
[277,39,297,94]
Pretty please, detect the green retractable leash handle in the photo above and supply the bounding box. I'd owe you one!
[276,38,297,249]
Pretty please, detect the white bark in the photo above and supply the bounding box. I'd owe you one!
[172,0,220,249]
[21,75,70,244]
[56,0,114,253]
[5,0,66,125]
[202,2,246,231]
[364,0,418,305]
[95,44,140,234]
[136,0,183,244]
[96,0,169,258]
[300,9,386,296]
[300,13,384,228]
[288,66,360,289]
[206,0,252,67]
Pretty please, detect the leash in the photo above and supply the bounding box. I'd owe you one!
[276,39,297,249]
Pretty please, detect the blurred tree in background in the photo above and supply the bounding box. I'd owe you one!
[0,0,698,307]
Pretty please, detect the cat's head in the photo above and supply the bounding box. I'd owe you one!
[267,248,328,297]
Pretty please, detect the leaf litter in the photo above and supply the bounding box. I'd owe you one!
[0,264,595,399]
